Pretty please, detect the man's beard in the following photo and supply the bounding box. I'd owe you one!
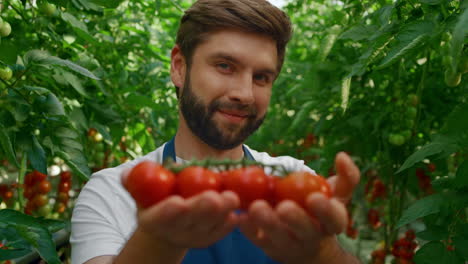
[179,76,266,150]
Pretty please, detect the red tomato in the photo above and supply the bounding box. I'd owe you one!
[32,194,48,207]
[58,181,71,193]
[33,171,47,183]
[176,166,221,198]
[125,161,176,208]
[57,192,69,203]
[60,171,72,182]
[37,180,51,194]
[222,166,270,210]
[274,171,332,209]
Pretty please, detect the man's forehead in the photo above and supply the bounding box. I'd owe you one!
[195,30,278,68]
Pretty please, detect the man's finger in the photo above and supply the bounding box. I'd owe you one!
[306,194,347,235]
[276,200,319,242]
[333,152,360,203]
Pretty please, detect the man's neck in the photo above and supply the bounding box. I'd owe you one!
[174,127,244,161]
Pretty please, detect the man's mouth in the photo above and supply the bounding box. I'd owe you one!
[217,109,250,123]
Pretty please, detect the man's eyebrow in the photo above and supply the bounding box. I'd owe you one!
[208,52,278,77]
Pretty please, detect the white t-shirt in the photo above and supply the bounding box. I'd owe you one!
[70,143,315,264]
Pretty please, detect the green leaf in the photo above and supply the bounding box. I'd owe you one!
[0,248,31,261]
[376,21,434,69]
[0,124,19,168]
[413,241,458,264]
[339,25,378,41]
[126,93,159,109]
[87,0,124,8]
[397,136,458,173]
[416,226,447,241]
[396,193,444,228]
[0,209,61,264]
[60,138,83,151]
[36,218,67,234]
[23,85,50,95]
[27,135,47,174]
[419,0,442,4]
[453,236,468,260]
[449,9,468,71]
[43,92,65,116]
[55,127,79,139]
[455,161,468,187]
[56,151,90,181]
[287,101,315,133]
[62,71,89,97]
[24,50,99,80]
[61,12,88,32]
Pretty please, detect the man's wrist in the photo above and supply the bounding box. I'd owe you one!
[114,227,188,264]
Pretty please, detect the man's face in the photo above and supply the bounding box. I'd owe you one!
[178,30,278,150]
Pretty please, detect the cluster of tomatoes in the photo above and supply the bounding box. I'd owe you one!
[416,163,435,195]
[125,161,332,210]
[22,170,72,216]
[391,230,418,264]
[23,171,51,215]
[366,178,386,202]
[371,248,387,264]
[55,171,72,214]
[367,208,382,230]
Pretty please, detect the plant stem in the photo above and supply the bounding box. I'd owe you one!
[18,153,27,212]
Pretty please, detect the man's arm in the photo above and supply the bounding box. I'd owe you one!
[112,227,187,264]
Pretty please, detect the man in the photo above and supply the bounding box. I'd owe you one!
[70,0,361,263]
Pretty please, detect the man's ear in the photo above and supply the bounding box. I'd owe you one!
[170,45,186,91]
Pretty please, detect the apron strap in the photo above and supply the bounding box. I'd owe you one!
[163,137,255,162]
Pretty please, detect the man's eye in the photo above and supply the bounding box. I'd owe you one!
[217,63,231,71]
[254,74,269,83]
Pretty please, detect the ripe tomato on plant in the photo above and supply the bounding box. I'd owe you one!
[222,166,270,210]
[176,166,221,198]
[125,161,176,208]
[274,171,332,210]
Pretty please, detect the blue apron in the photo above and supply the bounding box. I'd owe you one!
[162,138,280,264]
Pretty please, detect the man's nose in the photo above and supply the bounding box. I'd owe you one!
[227,73,255,104]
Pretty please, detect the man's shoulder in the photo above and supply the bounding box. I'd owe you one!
[245,145,316,175]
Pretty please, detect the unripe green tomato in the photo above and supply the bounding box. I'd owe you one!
[38,2,56,16]
[0,21,11,37]
[38,204,52,217]
[389,134,406,146]
[444,69,461,87]
[0,66,12,81]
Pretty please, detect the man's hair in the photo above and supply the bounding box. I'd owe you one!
[176,0,293,72]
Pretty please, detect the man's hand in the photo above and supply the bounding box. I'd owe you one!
[239,152,361,264]
[122,171,241,249]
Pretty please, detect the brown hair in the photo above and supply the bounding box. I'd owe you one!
[176,0,293,72]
